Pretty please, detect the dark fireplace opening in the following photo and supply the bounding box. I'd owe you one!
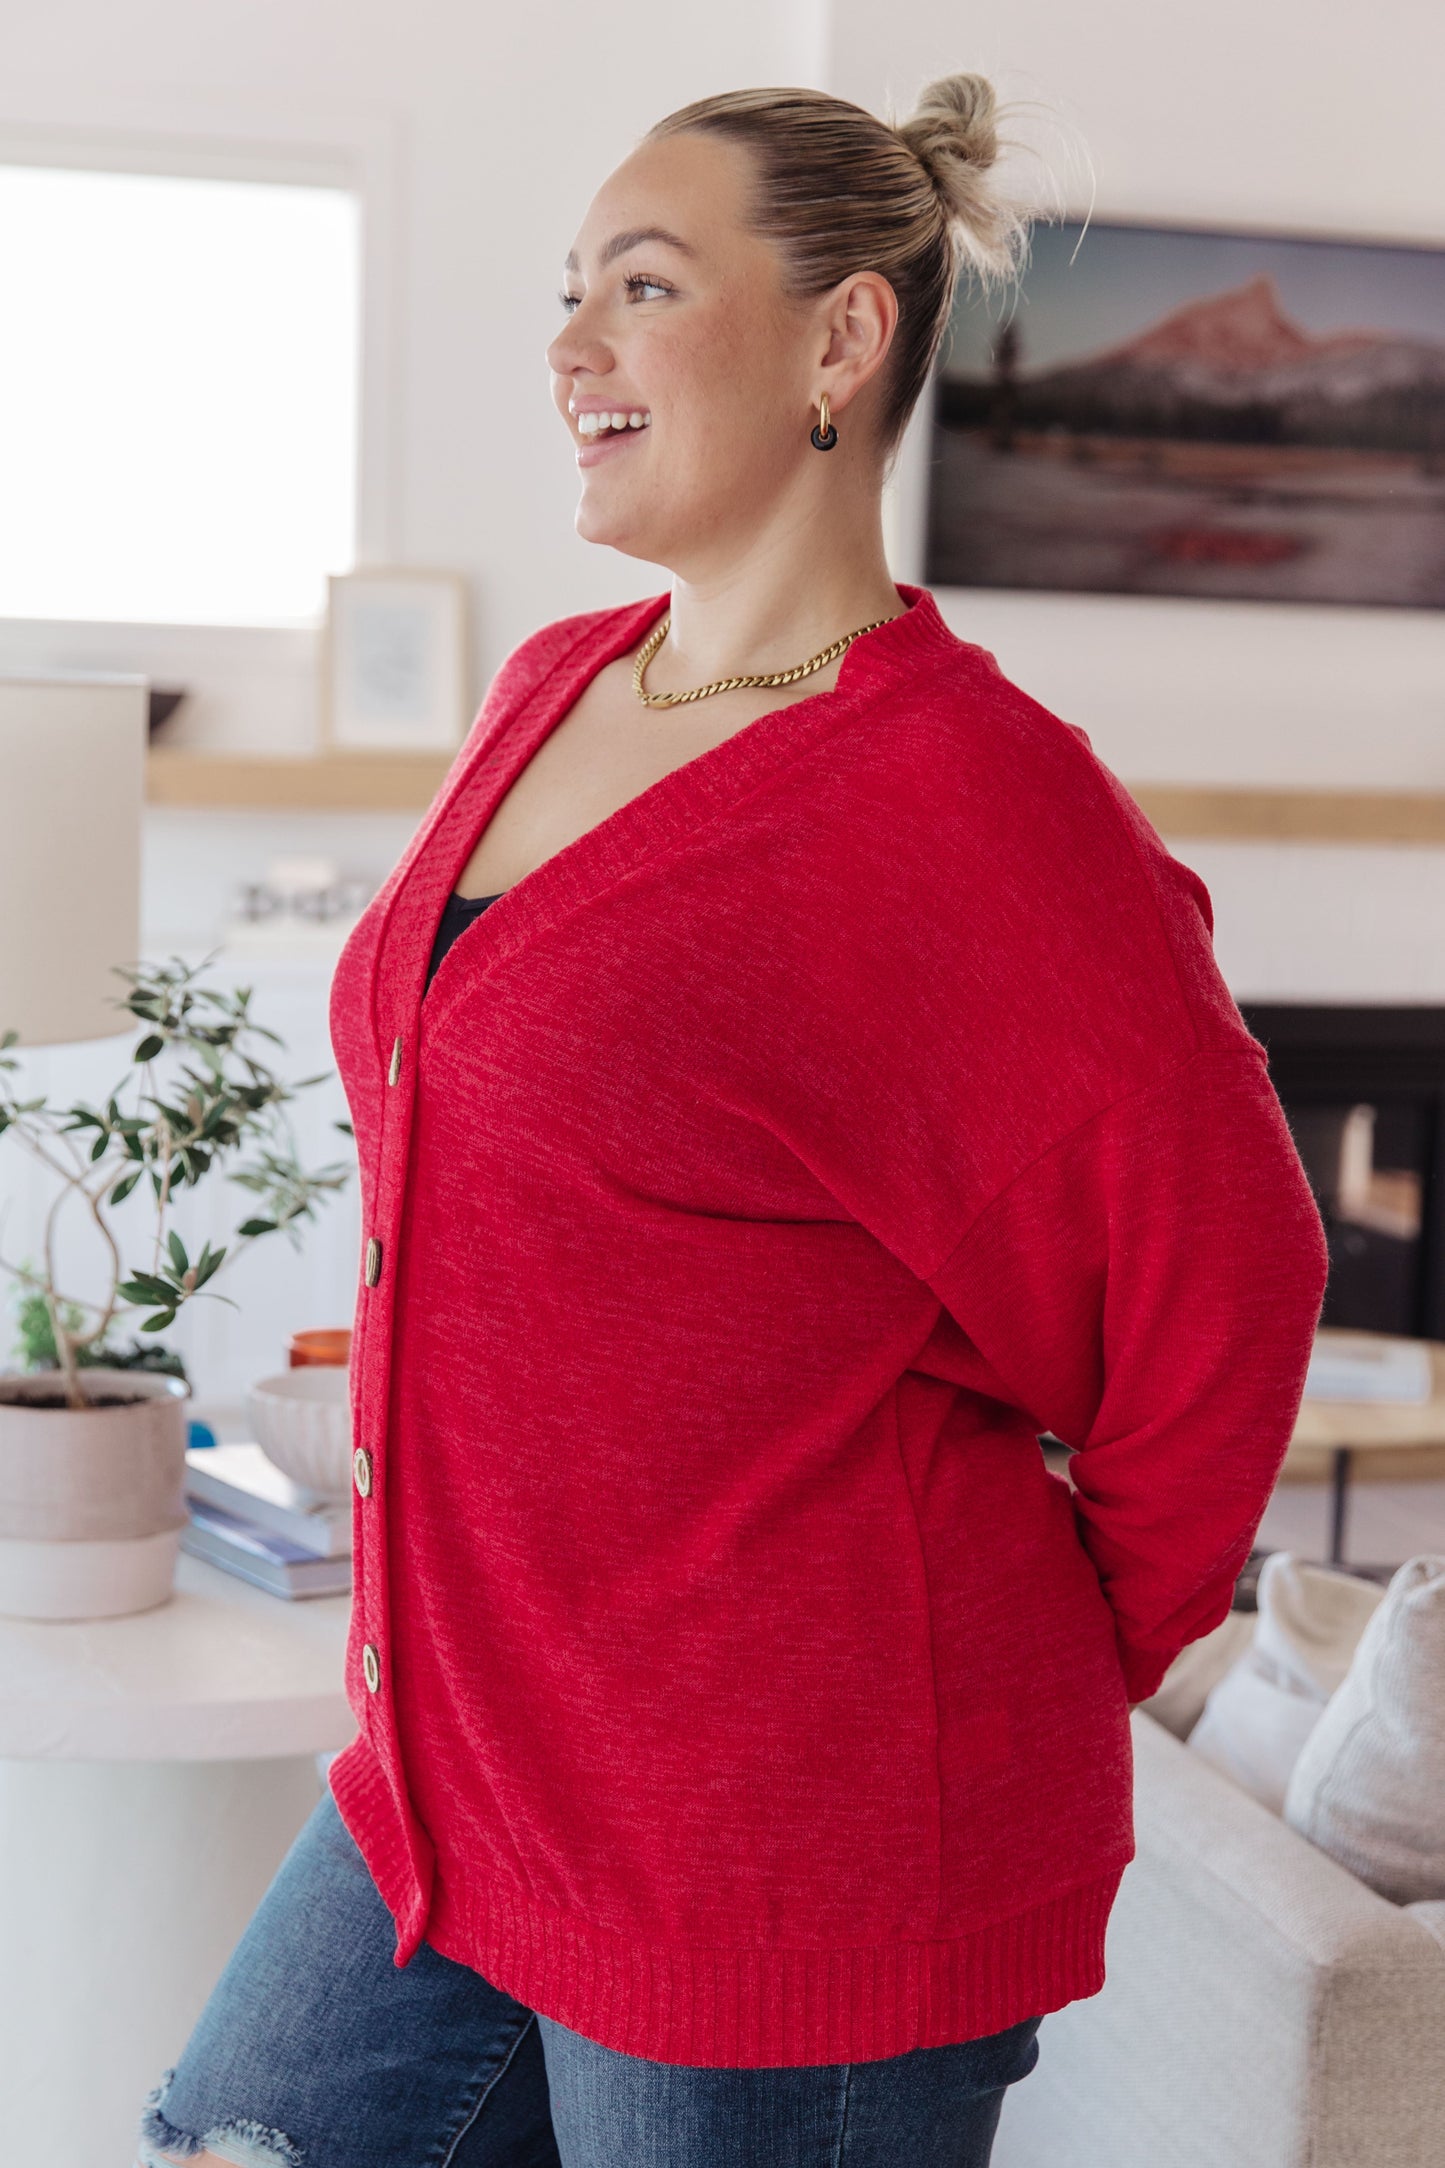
[1238,1004,1445,1342]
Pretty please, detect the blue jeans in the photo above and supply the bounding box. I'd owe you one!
[138,1783,1045,2168]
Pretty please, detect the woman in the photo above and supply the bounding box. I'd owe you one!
[138,76,1329,2168]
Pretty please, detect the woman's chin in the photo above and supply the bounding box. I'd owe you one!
[575,495,665,560]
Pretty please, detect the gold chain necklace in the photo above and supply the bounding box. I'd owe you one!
[632,611,897,710]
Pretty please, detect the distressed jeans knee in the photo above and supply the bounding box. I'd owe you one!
[137,2065,304,2168]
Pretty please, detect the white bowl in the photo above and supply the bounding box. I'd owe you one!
[246,1367,353,1501]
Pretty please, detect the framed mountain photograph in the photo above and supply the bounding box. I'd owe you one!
[924,218,1445,608]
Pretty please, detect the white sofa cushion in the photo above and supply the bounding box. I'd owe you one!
[1283,1552,1445,1903]
[1140,1606,1256,1740]
[993,1709,1445,2168]
[1186,1552,1384,1812]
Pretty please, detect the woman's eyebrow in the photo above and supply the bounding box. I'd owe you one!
[564,226,698,274]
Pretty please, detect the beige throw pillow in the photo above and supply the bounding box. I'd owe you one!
[1283,1553,1445,1903]
[1140,1608,1257,1740]
[1185,1552,1384,1813]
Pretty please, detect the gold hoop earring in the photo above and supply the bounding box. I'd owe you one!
[810,392,838,451]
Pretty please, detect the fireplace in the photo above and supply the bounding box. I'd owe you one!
[1238,1004,1445,1342]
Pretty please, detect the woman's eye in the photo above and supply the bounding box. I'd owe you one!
[556,274,673,315]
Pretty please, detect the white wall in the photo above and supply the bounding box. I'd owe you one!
[828,0,1444,246]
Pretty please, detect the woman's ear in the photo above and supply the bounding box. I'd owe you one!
[817,270,898,416]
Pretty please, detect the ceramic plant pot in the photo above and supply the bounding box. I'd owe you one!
[0,1368,191,1620]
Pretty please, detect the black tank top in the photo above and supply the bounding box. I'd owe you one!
[425,890,507,992]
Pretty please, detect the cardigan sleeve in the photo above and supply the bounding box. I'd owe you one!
[925,1038,1331,1705]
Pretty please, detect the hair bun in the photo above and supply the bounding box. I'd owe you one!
[893,71,1025,287]
[895,73,999,211]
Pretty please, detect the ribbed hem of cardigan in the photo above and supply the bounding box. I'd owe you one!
[329,1729,1127,2066]
[423,1863,1126,2068]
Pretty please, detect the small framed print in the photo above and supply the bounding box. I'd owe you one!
[323,568,469,752]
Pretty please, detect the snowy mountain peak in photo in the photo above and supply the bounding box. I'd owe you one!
[1099,273,1386,374]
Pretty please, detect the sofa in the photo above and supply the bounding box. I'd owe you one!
[991,1705,1445,2168]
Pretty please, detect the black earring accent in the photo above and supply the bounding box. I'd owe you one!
[810,393,838,450]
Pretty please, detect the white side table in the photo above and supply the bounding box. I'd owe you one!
[0,1550,354,2168]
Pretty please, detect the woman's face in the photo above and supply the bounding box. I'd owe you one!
[547,130,860,573]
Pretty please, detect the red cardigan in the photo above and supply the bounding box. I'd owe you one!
[325,582,1329,2067]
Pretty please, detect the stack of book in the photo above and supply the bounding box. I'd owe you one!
[181,1442,352,1598]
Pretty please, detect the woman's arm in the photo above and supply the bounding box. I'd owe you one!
[926,1039,1329,1706]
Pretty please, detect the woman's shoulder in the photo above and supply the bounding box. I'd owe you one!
[452,594,665,761]
[838,638,1233,1041]
[870,634,1121,800]
[849,639,1170,871]
[489,593,666,699]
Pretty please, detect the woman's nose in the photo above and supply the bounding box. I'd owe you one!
[546,307,610,379]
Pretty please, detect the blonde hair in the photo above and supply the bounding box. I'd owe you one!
[645,75,1035,453]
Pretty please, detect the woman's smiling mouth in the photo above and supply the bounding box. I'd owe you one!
[577,408,651,436]
[570,401,652,466]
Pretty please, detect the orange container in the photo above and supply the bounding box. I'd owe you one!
[287,1328,352,1369]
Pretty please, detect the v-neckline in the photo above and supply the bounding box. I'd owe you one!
[407,582,961,1032]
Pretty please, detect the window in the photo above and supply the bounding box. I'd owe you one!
[0,161,360,625]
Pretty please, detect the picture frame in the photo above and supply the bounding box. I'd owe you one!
[322,568,470,752]
[925,216,1445,609]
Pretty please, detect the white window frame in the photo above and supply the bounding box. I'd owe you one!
[0,115,400,751]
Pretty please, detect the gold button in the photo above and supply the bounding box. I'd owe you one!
[362,1642,380,1693]
[353,1445,372,1498]
[364,1236,382,1286]
[388,1036,402,1087]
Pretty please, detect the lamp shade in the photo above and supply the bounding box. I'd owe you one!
[0,677,146,1046]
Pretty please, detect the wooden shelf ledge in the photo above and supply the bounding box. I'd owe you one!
[146,748,455,812]
[1129,785,1445,845]
[145,752,1445,839]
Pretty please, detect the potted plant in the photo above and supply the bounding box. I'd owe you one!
[0,952,352,1620]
